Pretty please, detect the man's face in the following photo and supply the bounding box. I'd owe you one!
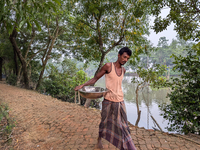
[118,52,130,65]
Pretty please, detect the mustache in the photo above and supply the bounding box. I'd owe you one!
[120,61,126,65]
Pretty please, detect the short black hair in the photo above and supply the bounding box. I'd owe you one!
[118,47,132,56]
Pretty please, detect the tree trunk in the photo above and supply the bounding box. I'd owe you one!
[21,63,30,89]
[14,50,19,76]
[135,85,141,126]
[16,66,22,86]
[0,57,2,81]
[9,29,30,89]
[135,110,141,127]
[36,36,58,90]
[36,65,45,90]
[3,66,7,78]
[94,52,106,76]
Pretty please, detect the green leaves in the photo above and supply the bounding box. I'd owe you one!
[19,20,26,29]
[69,0,150,63]
[40,59,89,101]
[52,0,61,5]
[160,48,200,134]
[133,64,168,89]
[34,20,41,31]
[1,0,62,34]
[151,0,200,42]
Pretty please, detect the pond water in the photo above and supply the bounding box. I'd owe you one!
[95,76,172,133]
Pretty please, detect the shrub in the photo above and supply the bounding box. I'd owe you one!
[6,74,17,86]
[160,48,200,134]
[40,59,89,102]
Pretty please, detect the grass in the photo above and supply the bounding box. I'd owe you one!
[0,101,15,150]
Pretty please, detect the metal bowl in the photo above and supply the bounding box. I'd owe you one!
[78,86,109,99]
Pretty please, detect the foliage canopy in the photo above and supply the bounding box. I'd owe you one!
[161,48,200,134]
[151,0,200,42]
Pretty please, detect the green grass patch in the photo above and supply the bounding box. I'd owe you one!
[0,102,15,149]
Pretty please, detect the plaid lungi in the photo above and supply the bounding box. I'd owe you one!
[99,99,136,150]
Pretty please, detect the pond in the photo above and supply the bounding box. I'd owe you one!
[95,76,172,133]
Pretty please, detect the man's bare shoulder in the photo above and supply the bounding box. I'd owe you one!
[104,62,112,68]
[103,62,112,73]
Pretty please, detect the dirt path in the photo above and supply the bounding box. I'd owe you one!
[0,82,200,150]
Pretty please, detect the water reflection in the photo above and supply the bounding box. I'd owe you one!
[95,76,172,133]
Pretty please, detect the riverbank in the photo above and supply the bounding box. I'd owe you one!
[0,81,199,149]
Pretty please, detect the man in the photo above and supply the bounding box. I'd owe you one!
[74,47,136,150]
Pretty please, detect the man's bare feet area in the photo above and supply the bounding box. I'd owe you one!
[96,137,104,149]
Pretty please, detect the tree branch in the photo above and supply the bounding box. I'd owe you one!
[25,26,36,59]
[80,20,97,30]
[20,31,26,39]
[47,21,51,38]
[43,17,60,64]
[97,19,104,53]
[27,43,48,65]
[138,83,150,91]
[41,41,50,64]
[105,17,126,54]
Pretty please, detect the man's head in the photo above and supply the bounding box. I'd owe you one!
[118,47,132,65]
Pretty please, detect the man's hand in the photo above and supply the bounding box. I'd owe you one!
[74,85,84,91]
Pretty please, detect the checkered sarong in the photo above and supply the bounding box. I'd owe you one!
[99,99,137,150]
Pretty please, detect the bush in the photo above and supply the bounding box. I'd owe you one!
[160,48,200,134]
[6,74,17,86]
[40,59,89,102]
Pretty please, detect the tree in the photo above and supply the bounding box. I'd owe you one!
[150,37,190,68]
[161,48,200,134]
[0,30,13,80]
[69,0,150,75]
[150,1,200,134]
[0,0,62,89]
[151,0,200,42]
[35,12,70,90]
[132,64,167,126]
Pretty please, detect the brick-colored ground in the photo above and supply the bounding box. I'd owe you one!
[0,83,199,150]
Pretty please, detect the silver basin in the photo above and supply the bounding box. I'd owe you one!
[78,86,109,99]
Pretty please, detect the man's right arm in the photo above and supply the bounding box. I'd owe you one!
[74,63,111,91]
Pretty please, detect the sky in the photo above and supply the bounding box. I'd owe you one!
[147,8,177,46]
[148,22,177,46]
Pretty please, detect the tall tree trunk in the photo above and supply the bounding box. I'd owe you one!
[36,65,45,90]
[20,60,29,89]
[36,19,60,90]
[16,66,22,86]
[0,57,2,81]
[9,29,30,89]
[94,52,106,76]
[36,37,58,90]
[14,50,19,76]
